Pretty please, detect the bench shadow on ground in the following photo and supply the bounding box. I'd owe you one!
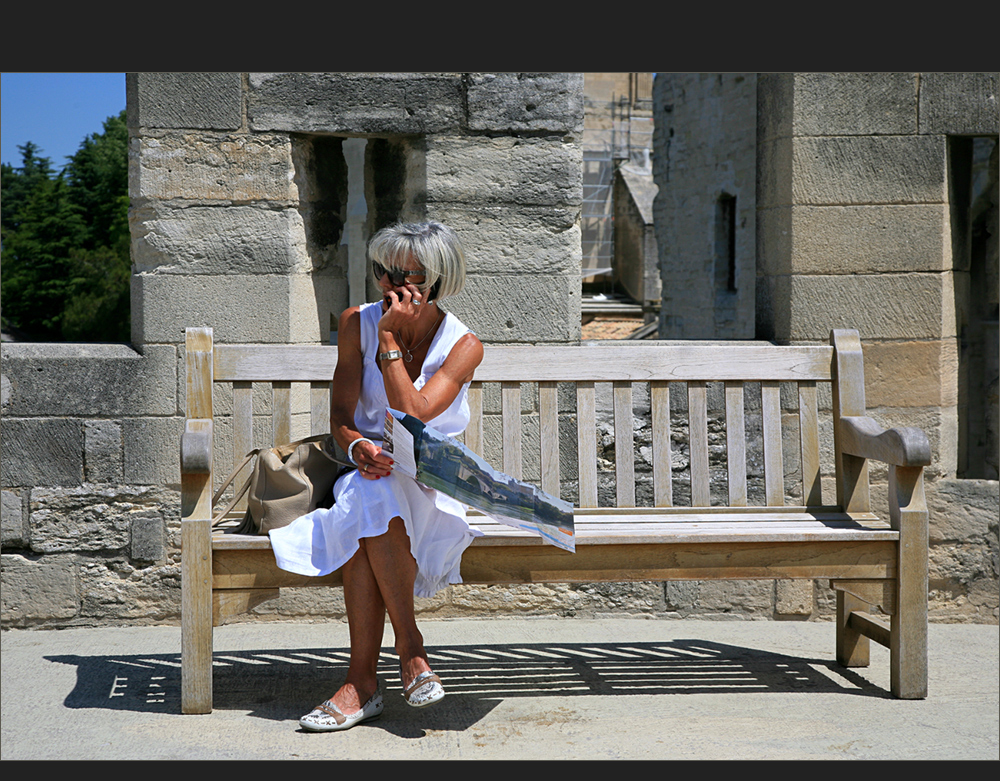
[46,638,888,737]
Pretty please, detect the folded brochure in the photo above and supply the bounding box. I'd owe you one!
[382,408,575,552]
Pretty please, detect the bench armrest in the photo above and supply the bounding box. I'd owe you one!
[839,415,931,467]
[181,419,213,475]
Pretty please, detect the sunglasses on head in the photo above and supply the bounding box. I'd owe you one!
[372,261,425,287]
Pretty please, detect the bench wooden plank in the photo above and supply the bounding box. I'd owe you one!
[762,381,784,506]
[232,381,253,512]
[502,382,522,479]
[688,382,710,507]
[473,344,836,382]
[213,539,896,590]
[577,382,598,508]
[539,382,560,497]
[272,381,291,446]
[212,343,836,383]
[466,384,484,456]
[614,381,635,508]
[651,381,672,507]
[725,381,747,507]
[310,382,329,436]
[799,381,823,506]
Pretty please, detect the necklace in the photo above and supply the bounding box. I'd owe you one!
[397,311,442,363]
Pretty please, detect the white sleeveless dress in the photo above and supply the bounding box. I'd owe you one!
[268,302,483,597]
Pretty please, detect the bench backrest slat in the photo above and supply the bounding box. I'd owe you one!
[501,382,522,479]
[688,381,711,507]
[761,381,785,505]
[798,381,823,506]
[577,383,599,508]
[725,381,747,507]
[651,381,672,507]
[539,382,560,497]
[614,381,636,508]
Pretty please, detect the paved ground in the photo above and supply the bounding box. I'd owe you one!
[2,617,997,761]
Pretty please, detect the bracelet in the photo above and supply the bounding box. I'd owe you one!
[379,350,403,362]
[347,437,374,466]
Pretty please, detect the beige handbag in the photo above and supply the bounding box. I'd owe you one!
[211,435,351,535]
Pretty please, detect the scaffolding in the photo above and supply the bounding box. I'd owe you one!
[581,79,655,293]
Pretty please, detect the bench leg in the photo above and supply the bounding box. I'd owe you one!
[182,518,214,713]
[836,590,871,667]
[889,466,928,699]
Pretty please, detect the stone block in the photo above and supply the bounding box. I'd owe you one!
[0,418,83,487]
[791,73,918,136]
[925,478,999,544]
[758,204,950,277]
[466,73,584,133]
[131,132,296,202]
[775,273,954,342]
[863,339,958,408]
[248,72,464,135]
[665,579,775,617]
[791,135,946,205]
[919,72,999,135]
[133,273,336,345]
[428,204,581,275]
[776,579,814,616]
[131,516,165,562]
[1,553,79,623]
[85,420,123,483]
[131,204,310,276]
[0,343,176,417]
[30,485,132,553]
[1,489,26,546]
[424,136,583,209]
[445,273,581,344]
[123,417,184,485]
[127,72,242,131]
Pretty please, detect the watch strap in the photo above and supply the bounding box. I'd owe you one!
[379,350,403,362]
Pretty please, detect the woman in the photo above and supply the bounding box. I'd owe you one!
[269,221,485,732]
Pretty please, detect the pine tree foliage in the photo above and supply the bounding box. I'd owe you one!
[1,110,130,342]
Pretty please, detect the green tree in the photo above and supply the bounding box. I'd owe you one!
[1,111,130,342]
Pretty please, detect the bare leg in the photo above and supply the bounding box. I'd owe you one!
[362,517,434,689]
[325,516,430,713]
[324,539,387,714]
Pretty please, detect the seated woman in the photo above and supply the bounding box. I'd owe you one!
[269,220,485,732]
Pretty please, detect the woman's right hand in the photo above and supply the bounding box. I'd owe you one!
[354,439,394,480]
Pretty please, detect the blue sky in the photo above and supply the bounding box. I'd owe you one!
[1,73,127,170]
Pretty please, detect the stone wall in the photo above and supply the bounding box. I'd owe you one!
[652,71,999,623]
[1,72,586,628]
[653,73,757,339]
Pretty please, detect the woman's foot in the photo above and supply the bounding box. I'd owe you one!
[399,657,445,708]
[299,681,383,732]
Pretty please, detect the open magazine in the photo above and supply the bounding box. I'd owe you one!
[382,408,576,552]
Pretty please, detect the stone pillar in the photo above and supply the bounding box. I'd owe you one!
[652,73,757,339]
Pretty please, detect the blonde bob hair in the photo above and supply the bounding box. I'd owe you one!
[367,221,467,301]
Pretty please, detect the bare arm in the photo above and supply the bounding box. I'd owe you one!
[329,307,394,480]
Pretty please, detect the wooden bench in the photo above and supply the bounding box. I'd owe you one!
[180,326,931,713]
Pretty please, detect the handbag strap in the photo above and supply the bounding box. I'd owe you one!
[210,434,352,528]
